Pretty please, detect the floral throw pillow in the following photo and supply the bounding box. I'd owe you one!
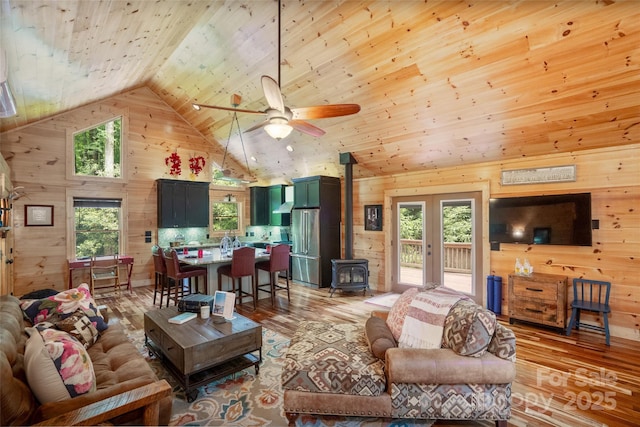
[385,287,419,341]
[24,327,97,403]
[20,283,108,331]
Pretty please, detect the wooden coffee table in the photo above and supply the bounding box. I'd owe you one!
[144,306,262,402]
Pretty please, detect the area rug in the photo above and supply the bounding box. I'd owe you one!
[364,292,401,309]
[128,327,433,427]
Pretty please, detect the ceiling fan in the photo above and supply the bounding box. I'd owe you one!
[192,0,360,140]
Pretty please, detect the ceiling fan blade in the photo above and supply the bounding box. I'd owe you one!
[192,103,263,114]
[261,75,285,113]
[290,120,326,137]
[291,104,361,120]
[244,119,269,134]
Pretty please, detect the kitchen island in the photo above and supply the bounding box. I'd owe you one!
[179,247,270,299]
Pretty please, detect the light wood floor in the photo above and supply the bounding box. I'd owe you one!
[95,282,640,427]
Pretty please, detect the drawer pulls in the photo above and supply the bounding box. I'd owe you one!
[525,287,543,292]
[525,308,543,314]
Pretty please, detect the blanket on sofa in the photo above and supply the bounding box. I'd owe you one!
[399,288,469,349]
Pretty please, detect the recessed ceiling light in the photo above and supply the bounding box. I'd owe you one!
[250,156,257,162]
[286,145,293,152]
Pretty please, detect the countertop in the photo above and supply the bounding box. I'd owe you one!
[178,247,269,266]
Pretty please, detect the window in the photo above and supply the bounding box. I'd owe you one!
[73,198,122,258]
[72,117,122,178]
[212,202,240,231]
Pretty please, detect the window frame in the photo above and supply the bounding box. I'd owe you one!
[66,111,128,183]
[66,189,128,259]
[211,200,242,234]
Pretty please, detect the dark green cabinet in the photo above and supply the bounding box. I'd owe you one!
[293,179,321,208]
[157,179,209,228]
[250,185,290,226]
[293,176,341,223]
[250,187,269,226]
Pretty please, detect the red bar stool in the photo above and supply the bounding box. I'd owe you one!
[218,246,257,309]
[162,248,208,305]
[255,244,290,305]
[152,245,175,307]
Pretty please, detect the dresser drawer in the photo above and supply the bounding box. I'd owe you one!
[511,280,559,301]
[510,299,561,327]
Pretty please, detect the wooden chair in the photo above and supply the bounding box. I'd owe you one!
[162,248,208,305]
[255,244,290,305]
[566,278,611,345]
[218,246,257,309]
[152,245,174,307]
[90,255,121,294]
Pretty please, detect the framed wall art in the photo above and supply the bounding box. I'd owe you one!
[365,204,382,231]
[25,205,54,226]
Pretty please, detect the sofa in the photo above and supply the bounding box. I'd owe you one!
[0,284,173,426]
[282,286,516,426]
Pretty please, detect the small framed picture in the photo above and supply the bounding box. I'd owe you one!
[25,205,54,226]
[365,204,382,231]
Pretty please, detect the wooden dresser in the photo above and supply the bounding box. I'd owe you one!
[508,272,569,331]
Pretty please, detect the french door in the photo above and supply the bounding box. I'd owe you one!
[393,192,483,304]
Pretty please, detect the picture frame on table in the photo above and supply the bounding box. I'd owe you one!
[364,204,382,231]
[25,205,54,226]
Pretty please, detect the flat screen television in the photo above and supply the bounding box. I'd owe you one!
[489,193,592,246]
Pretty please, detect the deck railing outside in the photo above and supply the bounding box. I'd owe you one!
[400,239,472,273]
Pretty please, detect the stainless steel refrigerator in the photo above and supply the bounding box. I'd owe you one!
[291,208,321,286]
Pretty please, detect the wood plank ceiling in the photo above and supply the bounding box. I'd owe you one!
[1,0,638,182]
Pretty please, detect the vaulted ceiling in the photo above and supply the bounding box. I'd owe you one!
[1,0,638,182]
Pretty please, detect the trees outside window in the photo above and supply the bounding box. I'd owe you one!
[73,117,122,178]
[74,199,121,258]
[212,202,239,231]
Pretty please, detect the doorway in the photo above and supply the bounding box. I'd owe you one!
[392,191,483,304]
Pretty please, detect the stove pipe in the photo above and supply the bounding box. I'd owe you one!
[340,152,357,260]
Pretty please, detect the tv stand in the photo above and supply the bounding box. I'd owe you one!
[508,272,568,332]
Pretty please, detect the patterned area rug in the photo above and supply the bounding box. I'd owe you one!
[127,327,434,427]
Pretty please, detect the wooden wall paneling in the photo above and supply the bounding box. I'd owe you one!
[351,144,639,341]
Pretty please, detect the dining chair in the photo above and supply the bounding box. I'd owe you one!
[90,255,121,294]
[566,278,611,345]
[162,248,208,306]
[218,246,257,309]
[255,244,290,305]
[152,245,174,307]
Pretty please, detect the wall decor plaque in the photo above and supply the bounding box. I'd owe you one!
[25,205,54,226]
[501,165,576,185]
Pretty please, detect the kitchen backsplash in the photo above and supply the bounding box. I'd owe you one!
[245,225,291,242]
[157,225,291,248]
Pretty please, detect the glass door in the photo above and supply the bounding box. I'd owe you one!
[396,201,426,286]
[394,192,482,303]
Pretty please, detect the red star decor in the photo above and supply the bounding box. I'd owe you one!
[189,155,206,176]
[165,152,182,176]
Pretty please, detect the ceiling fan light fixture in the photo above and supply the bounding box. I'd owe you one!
[264,119,293,140]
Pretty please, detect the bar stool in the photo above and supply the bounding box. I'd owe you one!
[152,245,174,307]
[255,244,290,305]
[218,246,257,309]
[162,248,208,305]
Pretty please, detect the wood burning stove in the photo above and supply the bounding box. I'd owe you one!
[330,259,369,297]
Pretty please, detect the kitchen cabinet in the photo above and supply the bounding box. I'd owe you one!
[157,179,210,228]
[250,185,290,226]
[293,176,340,223]
[250,187,269,226]
[508,272,568,331]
